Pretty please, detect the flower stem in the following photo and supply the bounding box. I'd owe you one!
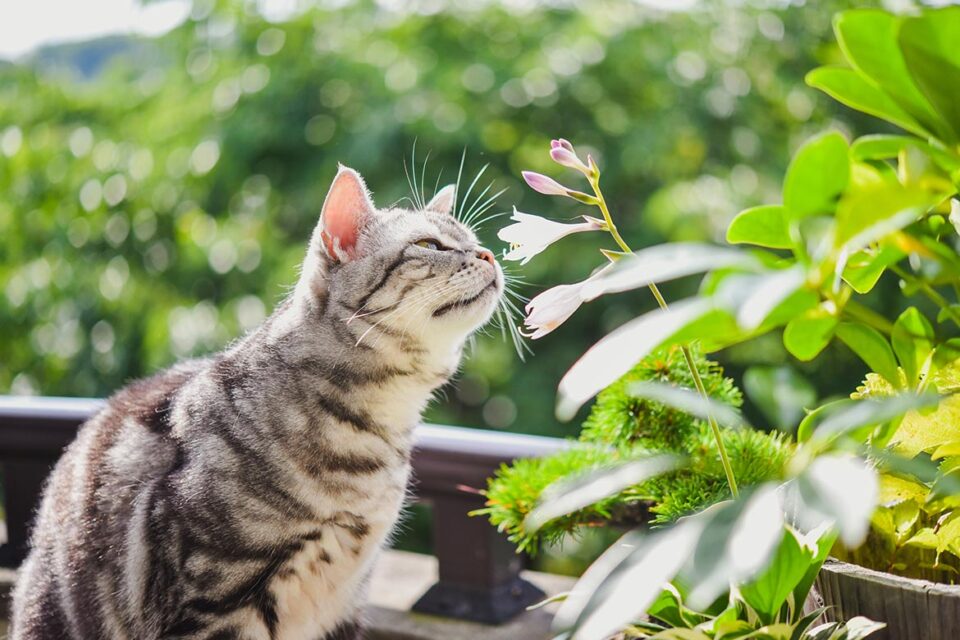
[589,177,740,498]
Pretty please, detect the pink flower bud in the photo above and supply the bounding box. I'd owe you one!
[551,138,575,152]
[522,171,572,196]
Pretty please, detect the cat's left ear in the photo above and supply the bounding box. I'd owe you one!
[425,184,456,215]
[319,166,376,261]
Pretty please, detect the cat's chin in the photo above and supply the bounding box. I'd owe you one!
[431,278,500,321]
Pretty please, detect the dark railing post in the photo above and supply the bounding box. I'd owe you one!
[0,398,567,625]
[410,424,567,624]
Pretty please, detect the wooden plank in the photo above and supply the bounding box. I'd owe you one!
[816,558,960,640]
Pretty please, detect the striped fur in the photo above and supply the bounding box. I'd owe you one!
[11,169,502,639]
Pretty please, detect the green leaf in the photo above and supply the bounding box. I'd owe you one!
[879,474,929,506]
[904,527,939,550]
[783,311,838,362]
[833,9,948,141]
[889,394,960,458]
[890,307,934,387]
[739,528,812,625]
[834,180,940,254]
[806,67,929,139]
[852,135,960,172]
[744,366,817,429]
[727,205,792,249]
[841,245,905,294]
[557,298,715,420]
[899,8,960,144]
[835,322,900,387]
[783,132,850,220]
[525,454,680,532]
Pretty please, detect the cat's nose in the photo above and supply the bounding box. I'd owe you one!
[476,248,496,266]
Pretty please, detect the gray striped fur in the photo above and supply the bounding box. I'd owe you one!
[10,168,502,639]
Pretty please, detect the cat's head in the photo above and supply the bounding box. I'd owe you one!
[295,166,503,350]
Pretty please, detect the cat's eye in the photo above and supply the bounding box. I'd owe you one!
[415,239,444,251]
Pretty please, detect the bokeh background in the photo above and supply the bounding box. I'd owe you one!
[0,0,939,565]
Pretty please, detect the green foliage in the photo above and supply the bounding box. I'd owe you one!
[580,345,742,451]
[0,0,889,437]
[629,528,886,640]
[479,346,791,553]
[625,528,885,640]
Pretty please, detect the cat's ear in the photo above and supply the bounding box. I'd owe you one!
[425,184,456,216]
[319,166,376,261]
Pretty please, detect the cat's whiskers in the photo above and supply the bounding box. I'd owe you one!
[353,281,454,347]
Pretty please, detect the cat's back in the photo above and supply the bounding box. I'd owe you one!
[10,359,207,639]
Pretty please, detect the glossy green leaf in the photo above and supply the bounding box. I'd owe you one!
[525,454,680,532]
[899,8,960,143]
[726,205,792,249]
[805,67,928,139]
[851,135,960,172]
[783,312,838,362]
[739,528,810,625]
[835,322,900,387]
[841,245,905,294]
[890,307,934,387]
[834,9,948,141]
[783,132,850,220]
[834,181,939,254]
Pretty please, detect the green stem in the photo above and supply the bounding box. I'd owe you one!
[890,264,960,328]
[589,176,740,498]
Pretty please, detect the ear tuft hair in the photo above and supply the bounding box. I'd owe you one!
[425,184,456,216]
[319,166,376,261]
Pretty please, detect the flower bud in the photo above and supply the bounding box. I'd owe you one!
[522,171,572,196]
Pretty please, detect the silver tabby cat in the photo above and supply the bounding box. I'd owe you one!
[11,167,503,640]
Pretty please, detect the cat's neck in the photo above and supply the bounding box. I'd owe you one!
[232,297,463,437]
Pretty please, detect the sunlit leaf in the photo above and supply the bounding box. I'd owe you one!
[734,267,807,331]
[557,521,706,640]
[841,245,905,294]
[789,454,879,547]
[899,8,960,143]
[627,380,749,429]
[726,205,792,250]
[806,67,929,139]
[557,298,714,421]
[783,311,838,362]
[579,243,758,301]
[890,307,934,387]
[850,134,960,172]
[809,393,939,443]
[683,487,784,611]
[783,132,850,220]
[835,322,900,387]
[739,527,814,625]
[525,454,680,533]
[834,9,948,141]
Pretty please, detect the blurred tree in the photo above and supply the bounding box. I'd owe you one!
[0,0,889,437]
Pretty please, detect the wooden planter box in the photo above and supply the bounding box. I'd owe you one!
[816,558,960,640]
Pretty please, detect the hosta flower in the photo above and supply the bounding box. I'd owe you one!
[522,171,598,204]
[522,283,584,339]
[550,138,592,176]
[522,267,611,339]
[522,171,572,196]
[498,208,603,265]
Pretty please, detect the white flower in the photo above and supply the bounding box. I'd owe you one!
[498,208,602,265]
[522,282,584,339]
[521,266,611,339]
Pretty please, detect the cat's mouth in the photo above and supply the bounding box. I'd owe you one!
[431,278,499,317]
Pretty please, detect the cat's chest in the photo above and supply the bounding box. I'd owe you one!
[268,472,408,639]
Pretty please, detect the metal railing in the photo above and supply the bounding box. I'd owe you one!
[0,396,566,624]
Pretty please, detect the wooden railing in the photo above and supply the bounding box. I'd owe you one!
[0,396,567,624]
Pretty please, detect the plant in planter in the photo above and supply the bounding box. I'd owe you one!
[480,6,960,638]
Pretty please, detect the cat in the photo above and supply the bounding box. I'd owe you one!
[10,166,503,640]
